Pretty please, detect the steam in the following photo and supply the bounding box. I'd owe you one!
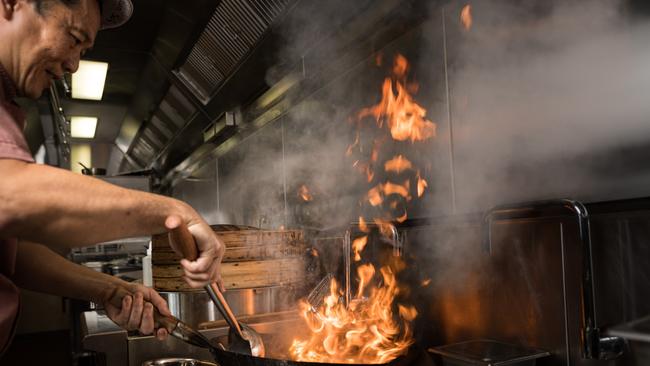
[174,0,650,241]
[448,0,650,209]
[169,0,650,350]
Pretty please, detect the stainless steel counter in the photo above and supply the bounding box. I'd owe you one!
[81,310,302,366]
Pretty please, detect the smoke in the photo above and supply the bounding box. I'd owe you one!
[447,0,650,209]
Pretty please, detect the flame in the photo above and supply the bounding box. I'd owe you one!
[366,166,375,183]
[311,248,320,257]
[290,262,417,364]
[421,278,431,287]
[384,155,413,174]
[352,236,369,262]
[299,185,313,202]
[356,263,375,297]
[392,54,408,79]
[357,55,437,143]
[383,181,410,200]
[359,217,370,233]
[416,171,428,198]
[367,181,411,207]
[367,186,384,207]
[373,218,396,240]
[461,4,472,31]
[291,54,429,364]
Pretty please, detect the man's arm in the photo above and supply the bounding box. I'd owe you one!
[0,159,188,247]
[13,240,171,337]
[0,159,225,289]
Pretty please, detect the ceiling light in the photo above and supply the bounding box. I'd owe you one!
[70,144,92,174]
[72,60,108,100]
[70,116,98,138]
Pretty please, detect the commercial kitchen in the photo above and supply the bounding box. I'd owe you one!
[1,0,650,365]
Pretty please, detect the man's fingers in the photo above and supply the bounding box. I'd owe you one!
[117,295,133,326]
[139,303,154,335]
[127,292,144,331]
[182,267,211,281]
[217,277,226,292]
[146,289,171,316]
[182,276,210,288]
[156,328,169,341]
[180,256,213,274]
[210,258,222,283]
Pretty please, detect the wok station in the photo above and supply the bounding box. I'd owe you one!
[5,0,650,365]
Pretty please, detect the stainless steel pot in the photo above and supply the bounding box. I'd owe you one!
[141,358,217,366]
[161,286,297,328]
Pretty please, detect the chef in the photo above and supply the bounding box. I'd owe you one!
[0,0,225,355]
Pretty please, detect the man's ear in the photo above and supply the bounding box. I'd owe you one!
[1,0,18,21]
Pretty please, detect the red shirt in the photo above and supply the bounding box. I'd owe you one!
[0,62,34,354]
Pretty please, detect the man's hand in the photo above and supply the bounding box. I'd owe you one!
[165,215,225,290]
[102,282,172,340]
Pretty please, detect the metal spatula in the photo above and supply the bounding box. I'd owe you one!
[169,221,265,357]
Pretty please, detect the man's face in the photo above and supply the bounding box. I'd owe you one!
[12,0,100,99]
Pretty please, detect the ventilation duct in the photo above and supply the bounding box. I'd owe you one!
[175,0,292,104]
[126,84,197,166]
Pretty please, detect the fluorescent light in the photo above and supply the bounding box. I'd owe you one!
[70,116,98,138]
[72,60,108,100]
[70,144,92,174]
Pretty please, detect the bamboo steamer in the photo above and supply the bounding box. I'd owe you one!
[151,225,307,291]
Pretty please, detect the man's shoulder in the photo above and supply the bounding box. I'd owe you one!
[0,101,33,163]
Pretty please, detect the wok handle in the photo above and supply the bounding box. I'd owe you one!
[169,222,244,336]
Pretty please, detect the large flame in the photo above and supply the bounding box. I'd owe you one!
[290,262,417,364]
[351,54,435,228]
[290,54,431,364]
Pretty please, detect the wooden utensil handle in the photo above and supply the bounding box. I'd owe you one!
[170,221,245,336]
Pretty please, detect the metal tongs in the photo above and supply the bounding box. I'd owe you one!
[169,222,266,357]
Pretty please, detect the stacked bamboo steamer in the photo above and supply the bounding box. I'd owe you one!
[151,225,306,291]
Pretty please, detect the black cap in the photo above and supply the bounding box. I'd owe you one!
[99,0,133,30]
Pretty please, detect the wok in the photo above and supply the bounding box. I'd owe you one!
[207,334,417,366]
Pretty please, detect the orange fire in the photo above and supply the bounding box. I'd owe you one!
[461,4,472,31]
[299,185,313,202]
[366,181,412,207]
[352,236,369,262]
[290,54,431,364]
[373,218,397,239]
[359,217,370,233]
[384,155,413,174]
[357,55,436,143]
[290,262,417,364]
[416,171,428,198]
[352,54,433,225]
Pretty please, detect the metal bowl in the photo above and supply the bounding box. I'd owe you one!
[141,358,217,366]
